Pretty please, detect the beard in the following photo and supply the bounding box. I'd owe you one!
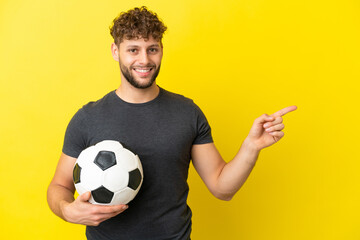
[119,62,161,89]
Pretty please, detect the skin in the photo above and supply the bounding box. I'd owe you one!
[47,35,297,226]
[111,37,163,104]
[47,154,128,226]
[191,105,297,200]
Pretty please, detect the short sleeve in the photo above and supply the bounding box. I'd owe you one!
[62,109,88,158]
[192,103,213,145]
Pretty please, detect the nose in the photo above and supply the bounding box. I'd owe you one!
[138,50,150,65]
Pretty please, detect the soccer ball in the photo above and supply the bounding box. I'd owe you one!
[72,140,143,205]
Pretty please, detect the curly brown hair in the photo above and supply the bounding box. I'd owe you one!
[109,6,167,47]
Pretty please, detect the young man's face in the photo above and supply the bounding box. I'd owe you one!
[113,36,163,89]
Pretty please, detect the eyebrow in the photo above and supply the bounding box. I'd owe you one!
[126,44,160,48]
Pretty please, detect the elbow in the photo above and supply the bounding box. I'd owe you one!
[213,191,235,201]
[218,196,233,201]
[210,183,238,201]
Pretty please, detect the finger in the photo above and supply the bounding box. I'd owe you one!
[268,131,285,138]
[92,206,128,222]
[271,105,297,117]
[263,117,283,128]
[98,207,127,218]
[95,211,121,220]
[256,114,275,124]
[265,123,285,133]
[94,204,128,214]
[79,191,91,202]
[94,210,124,224]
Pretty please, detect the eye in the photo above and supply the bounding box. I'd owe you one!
[148,48,159,54]
[128,49,138,53]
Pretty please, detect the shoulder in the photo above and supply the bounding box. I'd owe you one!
[160,87,197,108]
[80,91,116,113]
[160,88,207,117]
[68,91,115,124]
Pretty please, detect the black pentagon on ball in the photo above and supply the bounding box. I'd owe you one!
[73,163,81,184]
[94,151,117,170]
[91,186,114,204]
[128,168,142,190]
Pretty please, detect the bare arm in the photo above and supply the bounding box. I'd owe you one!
[191,106,297,201]
[191,138,259,201]
[47,153,77,219]
[47,153,128,226]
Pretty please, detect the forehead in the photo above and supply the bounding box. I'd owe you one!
[119,36,161,49]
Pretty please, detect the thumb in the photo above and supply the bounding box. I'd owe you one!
[255,114,274,125]
[79,191,91,202]
[249,114,274,137]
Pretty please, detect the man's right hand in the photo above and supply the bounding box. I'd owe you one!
[47,153,128,226]
[61,191,128,226]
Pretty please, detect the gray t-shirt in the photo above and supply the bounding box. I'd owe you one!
[63,86,213,240]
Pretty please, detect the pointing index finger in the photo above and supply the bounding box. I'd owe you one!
[271,105,297,117]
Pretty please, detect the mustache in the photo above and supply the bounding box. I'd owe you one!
[130,65,156,69]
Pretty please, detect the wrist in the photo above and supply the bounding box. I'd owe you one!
[60,200,71,222]
[238,138,261,166]
[243,137,261,153]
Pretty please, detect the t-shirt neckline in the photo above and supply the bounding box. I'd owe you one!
[111,86,163,107]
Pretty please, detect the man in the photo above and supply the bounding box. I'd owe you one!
[47,6,297,240]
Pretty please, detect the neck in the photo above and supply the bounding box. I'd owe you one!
[115,82,160,104]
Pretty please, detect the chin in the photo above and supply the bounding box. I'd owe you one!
[129,77,156,89]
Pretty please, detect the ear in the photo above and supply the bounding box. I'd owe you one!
[111,42,119,62]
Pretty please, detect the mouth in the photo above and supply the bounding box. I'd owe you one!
[132,67,154,77]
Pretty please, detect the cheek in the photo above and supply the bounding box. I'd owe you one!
[119,57,135,68]
[119,52,132,62]
[152,55,163,66]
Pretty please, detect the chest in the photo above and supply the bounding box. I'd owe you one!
[85,107,196,170]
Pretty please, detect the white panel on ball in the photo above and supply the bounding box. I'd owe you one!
[102,165,129,192]
[75,184,88,196]
[76,146,98,167]
[112,187,136,205]
[114,149,138,171]
[95,140,123,152]
[80,162,103,191]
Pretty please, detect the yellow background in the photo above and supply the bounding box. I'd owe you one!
[1,0,359,239]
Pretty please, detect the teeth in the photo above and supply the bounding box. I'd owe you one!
[134,69,151,73]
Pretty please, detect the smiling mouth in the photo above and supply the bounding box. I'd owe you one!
[133,67,154,73]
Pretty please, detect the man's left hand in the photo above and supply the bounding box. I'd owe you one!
[245,105,297,151]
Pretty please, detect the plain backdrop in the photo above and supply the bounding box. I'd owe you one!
[0,0,359,239]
